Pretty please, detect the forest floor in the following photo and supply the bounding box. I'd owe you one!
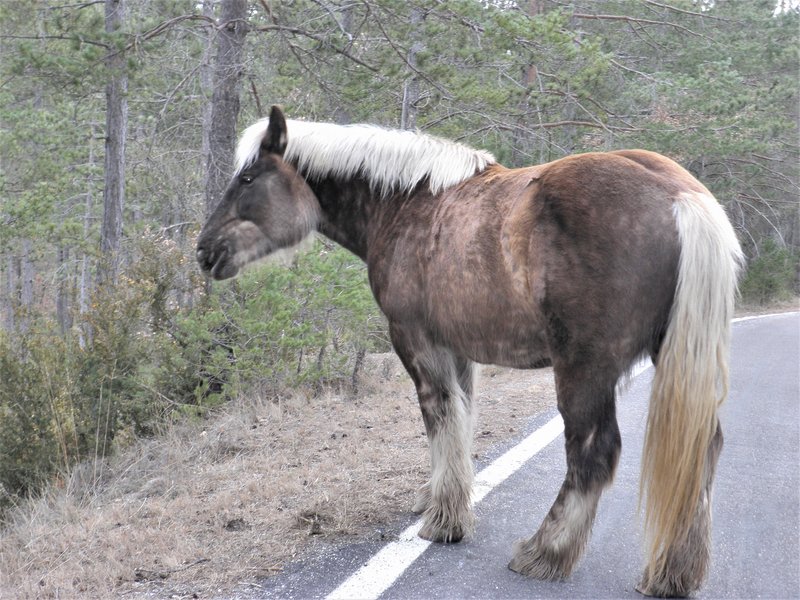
[0,300,796,599]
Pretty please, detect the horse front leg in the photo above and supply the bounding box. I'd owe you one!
[391,325,476,543]
[509,360,621,579]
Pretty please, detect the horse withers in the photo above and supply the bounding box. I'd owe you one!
[196,106,743,597]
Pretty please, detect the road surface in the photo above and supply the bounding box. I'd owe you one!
[258,312,800,599]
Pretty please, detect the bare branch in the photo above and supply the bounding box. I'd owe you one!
[253,23,377,72]
[525,119,639,131]
[309,0,354,41]
[642,0,731,21]
[368,6,451,98]
[254,0,377,72]
[572,12,714,41]
[46,1,105,10]
[733,196,788,246]
[434,113,640,136]
[249,77,265,118]
[0,33,108,48]
[134,14,216,46]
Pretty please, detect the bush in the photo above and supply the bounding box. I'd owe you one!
[739,238,798,305]
[0,332,66,507]
[0,237,389,513]
[0,273,179,512]
[177,240,389,403]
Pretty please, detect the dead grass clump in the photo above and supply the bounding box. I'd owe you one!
[0,354,555,599]
[735,297,799,317]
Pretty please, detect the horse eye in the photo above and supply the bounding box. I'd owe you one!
[241,175,254,185]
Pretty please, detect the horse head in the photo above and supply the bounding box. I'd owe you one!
[196,106,320,280]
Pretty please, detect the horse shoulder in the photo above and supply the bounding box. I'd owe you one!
[364,193,437,322]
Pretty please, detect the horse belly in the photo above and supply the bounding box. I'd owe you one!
[426,281,551,369]
[370,177,551,368]
[446,319,550,369]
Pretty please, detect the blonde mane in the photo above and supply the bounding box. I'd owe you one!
[234,118,496,197]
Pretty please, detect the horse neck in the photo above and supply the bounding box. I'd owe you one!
[305,175,386,261]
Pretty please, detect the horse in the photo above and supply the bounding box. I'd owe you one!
[196,105,743,597]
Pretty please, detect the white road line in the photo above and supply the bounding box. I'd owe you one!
[732,311,798,323]
[326,415,566,600]
[471,415,564,504]
[325,519,429,600]
[326,359,656,600]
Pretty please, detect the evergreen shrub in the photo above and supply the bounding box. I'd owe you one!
[0,238,388,512]
[739,238,798,305]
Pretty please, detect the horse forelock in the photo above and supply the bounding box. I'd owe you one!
[234,118,496,196]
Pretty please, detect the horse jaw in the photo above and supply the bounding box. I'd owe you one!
[198,220,277,280]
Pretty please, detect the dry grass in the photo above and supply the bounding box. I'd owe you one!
[735,297,799,317]
[0,354,556,599]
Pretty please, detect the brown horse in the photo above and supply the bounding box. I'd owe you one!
[196,106,743,597]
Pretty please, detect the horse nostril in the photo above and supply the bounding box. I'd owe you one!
[196,246,215,272]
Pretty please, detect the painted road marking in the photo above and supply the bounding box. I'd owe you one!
[732,311,798,323]
[326,416,565,600]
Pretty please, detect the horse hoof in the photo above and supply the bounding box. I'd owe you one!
[412,482,431,514]
[508,538,569,580]
[634,583,653,597]
[635,576,694,598]
[637,564,701,598]
[635,582,685,598]
[418,522,464,544]
[508,555,565,581]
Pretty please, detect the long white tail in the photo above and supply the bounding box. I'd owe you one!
[640,191,743,587]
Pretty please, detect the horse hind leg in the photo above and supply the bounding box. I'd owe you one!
[638,421,723,597]
[509,363,621,579]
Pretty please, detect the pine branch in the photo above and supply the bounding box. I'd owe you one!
[571,12,714,41]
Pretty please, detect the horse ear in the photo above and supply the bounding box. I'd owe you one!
[262,105,288,157]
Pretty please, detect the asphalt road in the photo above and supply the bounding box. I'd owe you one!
[258,312,799,599]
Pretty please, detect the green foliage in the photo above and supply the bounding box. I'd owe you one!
[0,237,387,512]
[177,241,388,403]
[0,332,66,508]
[739,239,799,305]
[0,232,189,511]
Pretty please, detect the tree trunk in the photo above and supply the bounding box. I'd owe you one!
[4,253,17,332]
[99,0,128,285]
[201,0,215,187]
[204,0,249,217]
[351,347,366,395]
[79,125,97,350]
[19,239,34,334]
[400,7,423,130]
[514,0,546,166]
[56,245,72,334]
[333,5,354,124]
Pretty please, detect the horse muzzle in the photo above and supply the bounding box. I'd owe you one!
[196,243,239,280]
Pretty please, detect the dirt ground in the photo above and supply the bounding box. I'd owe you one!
[0,354,557,600]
